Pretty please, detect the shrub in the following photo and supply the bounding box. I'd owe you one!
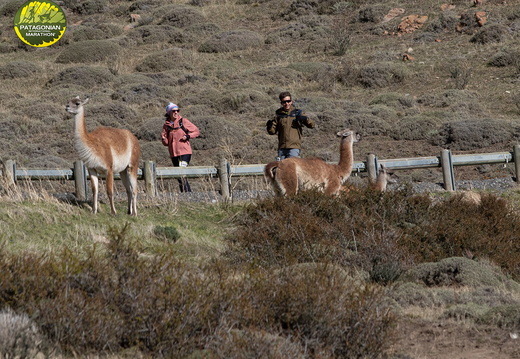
[127,25,185,45]
[478,305,520,330]
[136,117,162,141]
[153,225,181,242]
[191,116,249,152]
[356,62,409,88]
[287,61,336,90]
[111,83,175,105]
[207,328,306,358]
[46,66,115,89]
[157,5,206,28]
[71,23,123,42]
[389,282,435,308]
[471,24,510,44]
[0,0,22,16]
[0,61,39,79]
[61,0,107,14]
[344,110,392,136]
[136,48,193,73]
[424,10,460,33]
[199,30,264,53]
[0,225,396,358]
[433,118,514,150]
[265,21,329,45]
[56,40,122,64]
[403,257,520,289]
[370,92,416,108]
[488,49,520,67]
[442,303,488,322]
[416,89,483,115]
[390,115,439,141]
[402,194,520,280]
[358,4,388,23]
[87,102,139,128]
[448,61,472,90]
[0,308,47,358]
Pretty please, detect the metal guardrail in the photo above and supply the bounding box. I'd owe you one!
[2,147,520,200]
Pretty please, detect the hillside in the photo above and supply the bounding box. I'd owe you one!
[1,0,520,184]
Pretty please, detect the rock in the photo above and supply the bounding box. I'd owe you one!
[382,8,405,23]
[476,11,487,26]
[440,4,456,11]
[398,15,428,34]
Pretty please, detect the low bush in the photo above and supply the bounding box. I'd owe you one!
[136,117,162,141]
[56,40,121,64]
[404,257,520,290]
[391,115,439,141]
[87,102,139,128]
[357,4,388,23]
[471,23,510,44]
[356,62,409,88]
[433,118,514,150]
[0,224,396,358]
[227,188,520,282]
[135,48,193,73]
[46,66,115,89]
[199,30,264,53]
[344,110,392,136]
[127,25,185,45]
[191,116,249,152]
[111,83,175,106]
[71,23,123,42]
[478,305,520,330]
[403,194,520,279]
[0,308,47,358]
[61,0,107,14]
[488,49,520,67]
[157,5,206,28]
[0,61,39,79]
[424,10,460,33]
[369,92,415,109]
[0,0,19,16]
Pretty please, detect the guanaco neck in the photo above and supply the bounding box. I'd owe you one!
[337,135,354,177]
[74,105,89,141]
[370,172,387,191]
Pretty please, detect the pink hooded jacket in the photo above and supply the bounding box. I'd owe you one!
[161,117,200,158]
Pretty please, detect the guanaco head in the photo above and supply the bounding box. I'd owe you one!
[336,129,361,142]
[65,96,89,115]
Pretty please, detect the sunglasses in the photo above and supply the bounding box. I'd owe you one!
[171,110,180,113]
[281,100,292,104]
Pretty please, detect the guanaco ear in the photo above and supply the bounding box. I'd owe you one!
[82,97,90,105]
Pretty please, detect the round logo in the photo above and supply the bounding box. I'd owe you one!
[14,1,67,47]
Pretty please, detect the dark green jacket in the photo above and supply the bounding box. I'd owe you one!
[266,106,315,149]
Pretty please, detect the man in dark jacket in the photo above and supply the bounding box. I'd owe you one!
[266,91,315,160]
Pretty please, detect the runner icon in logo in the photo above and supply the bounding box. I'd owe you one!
[14,1,67,47]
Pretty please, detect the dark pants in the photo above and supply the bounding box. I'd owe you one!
[171,154,192,192]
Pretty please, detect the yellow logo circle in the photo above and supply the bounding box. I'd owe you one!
[13,1,67,47]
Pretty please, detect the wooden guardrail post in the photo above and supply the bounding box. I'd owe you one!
[73,160,88,201]
[440,149,455,191]
[366,153,377,183]
[4,159,16,187]
[143,160,156,197]
[218,157,231,201]
[513,145,520,183]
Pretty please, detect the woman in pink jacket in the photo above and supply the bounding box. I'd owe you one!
[161,102,200,192]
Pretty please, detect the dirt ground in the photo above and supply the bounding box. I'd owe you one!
[389,318,520,359]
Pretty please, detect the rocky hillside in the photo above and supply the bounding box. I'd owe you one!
[1,0,520,182]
